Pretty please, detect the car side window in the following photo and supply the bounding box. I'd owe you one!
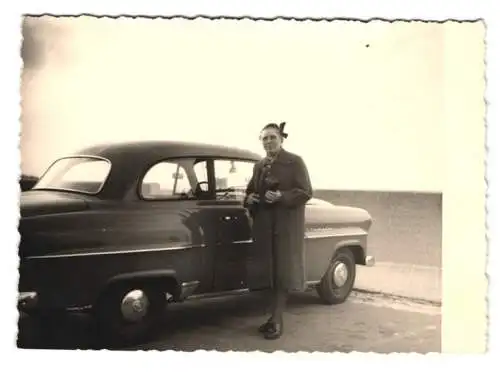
[141,160,192,200]
[213,159,255,201]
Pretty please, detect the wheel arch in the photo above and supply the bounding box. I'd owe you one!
[333,239,366,265]
[100,269,182,302]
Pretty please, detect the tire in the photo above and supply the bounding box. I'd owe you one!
[316,248,356,305]
[92,282,167,346]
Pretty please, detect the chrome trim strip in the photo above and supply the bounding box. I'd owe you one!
[180,280,200,299]
[27,230,366,260]
[306,233,341,240]
[232,231,367,245]
[306,231,367,240]
[26,244,206,260]
[233,239,253,244]
[66,305,93,312]
[18,291,38,310]
[18,291,37,301]
[305,229,368,239]
[182,281,201,287]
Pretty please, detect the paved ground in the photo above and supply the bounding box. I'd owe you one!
[17,289,441,353]
[355,262,442,303]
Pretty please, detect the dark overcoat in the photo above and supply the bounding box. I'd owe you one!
[244,148,313,292]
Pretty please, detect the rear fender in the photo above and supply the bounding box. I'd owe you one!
[105,269,181,299]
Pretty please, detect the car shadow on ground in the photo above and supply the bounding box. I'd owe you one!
[16,289,331,351]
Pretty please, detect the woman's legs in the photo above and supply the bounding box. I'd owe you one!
[262,283,287,339]
[258,255,288,335]
[270,284,288,323]
[262,243,287,339]
[259,211,287,338]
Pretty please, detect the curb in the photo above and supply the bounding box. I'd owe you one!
[354,262,442,304]
[352,287,442,307]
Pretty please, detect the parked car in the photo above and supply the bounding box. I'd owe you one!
[18,141,374,343]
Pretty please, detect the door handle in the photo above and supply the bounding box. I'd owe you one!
[221,215,237,222]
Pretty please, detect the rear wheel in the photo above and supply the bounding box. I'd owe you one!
[316,249,356,305]
[92,282,167,345]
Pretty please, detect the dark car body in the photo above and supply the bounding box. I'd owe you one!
[20,175,38,192]
[18,141,374,340]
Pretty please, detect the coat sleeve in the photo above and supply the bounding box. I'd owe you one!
[280,156,313,208]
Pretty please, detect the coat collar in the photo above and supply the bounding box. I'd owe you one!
[258,148,293,169]
[273,148,294,164]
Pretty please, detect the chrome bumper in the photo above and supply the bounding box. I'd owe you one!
[18,291,38,312]
[365,255,375,267]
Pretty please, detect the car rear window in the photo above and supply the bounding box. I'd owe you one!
[34,157,111,195]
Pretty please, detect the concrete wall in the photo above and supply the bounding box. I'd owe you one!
[313,190,442,268]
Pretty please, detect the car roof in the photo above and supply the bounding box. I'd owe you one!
[72,140,262,164]
[64,140,262,200]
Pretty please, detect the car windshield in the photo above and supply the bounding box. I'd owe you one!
[33,156,111,195]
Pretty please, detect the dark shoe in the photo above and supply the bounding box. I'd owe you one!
[258,319,274,334]
[263,321,283,340]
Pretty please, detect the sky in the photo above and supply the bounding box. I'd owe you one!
[20,17,454,192]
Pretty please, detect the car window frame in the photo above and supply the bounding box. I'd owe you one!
[211,157,257,202]
[136,156,258,203]
[137,156,212,202]
[32,155,113,196]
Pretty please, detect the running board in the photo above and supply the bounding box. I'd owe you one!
[183,282,321,301]
[185,288,251,301]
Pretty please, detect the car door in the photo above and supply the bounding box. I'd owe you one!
[136,158,217,295]
[196,200,248,292]
[165,157,254,294]
[190,157,249,292]
[209,158,270,292]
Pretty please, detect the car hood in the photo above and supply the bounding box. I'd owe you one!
[20,190,90,218]
[306,198,372,228]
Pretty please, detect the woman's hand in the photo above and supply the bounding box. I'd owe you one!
[246,193,260,205]
[265,190,282,203]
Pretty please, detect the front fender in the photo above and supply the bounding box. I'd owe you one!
[305,225,371,282]
[333,238,374,266]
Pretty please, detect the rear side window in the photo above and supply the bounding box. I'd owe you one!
[140,158,209,201]
[141,161,190,199]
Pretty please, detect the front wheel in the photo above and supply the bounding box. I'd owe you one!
[316,249,356,305]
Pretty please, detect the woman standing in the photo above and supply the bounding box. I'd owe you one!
[244,122,313,340]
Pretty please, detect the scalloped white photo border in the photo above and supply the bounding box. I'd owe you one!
[0,0,497,371]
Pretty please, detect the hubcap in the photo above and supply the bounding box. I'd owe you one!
[332,262,349,287]
[120,289,150,322]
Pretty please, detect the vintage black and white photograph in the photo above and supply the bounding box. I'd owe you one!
[15,14,487,355]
